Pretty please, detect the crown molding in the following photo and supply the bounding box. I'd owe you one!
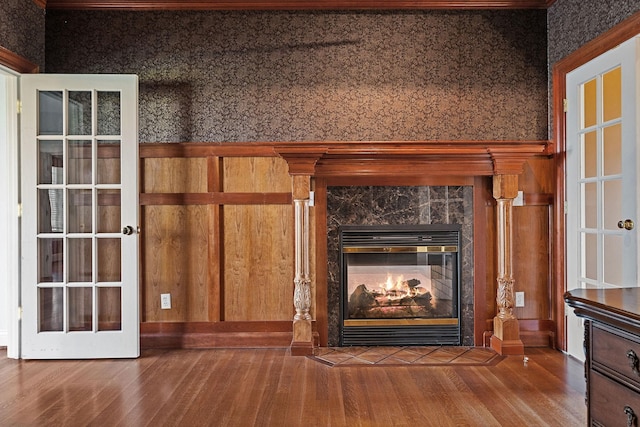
[273,140,549,177]
[45,0,550,10]
[0,46,40,73]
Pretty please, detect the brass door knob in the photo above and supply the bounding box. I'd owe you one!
[618,219,635,231]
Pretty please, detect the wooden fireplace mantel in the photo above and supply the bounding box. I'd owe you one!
[274,140,548,177]
[277,139,548,355]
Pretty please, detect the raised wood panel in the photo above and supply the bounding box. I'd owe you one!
[143,158,207,193]
[223,157,291,193]
[512,205,550,320]
[143,205,210,322]
[223,204,294,321]
[521,156,555,195]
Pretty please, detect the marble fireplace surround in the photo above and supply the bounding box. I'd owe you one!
[274,140,548,355]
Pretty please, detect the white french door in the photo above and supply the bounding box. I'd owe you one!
[566,37,639,360]
[20,74,139,359]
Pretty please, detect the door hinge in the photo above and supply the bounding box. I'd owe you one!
[563,98,568,113]
[17,100,22,114]
[18,306,22,320]
[564,201,568,215]
[17,203,22,218]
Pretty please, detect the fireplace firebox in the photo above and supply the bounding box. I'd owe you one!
[339,224,461,346]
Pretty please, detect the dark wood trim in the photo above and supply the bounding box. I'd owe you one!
[33,0,47,8]
[139,142,280,158]
[473,176,489,347]
[207,158,222,322]
[140,321,298,348]
[46,0,550,10]
[551,10,640,352]
[324,175,474,187]
[140,192,292,205]
[314,178,329,346]
[522,193,553,206]
[0,46,39,74]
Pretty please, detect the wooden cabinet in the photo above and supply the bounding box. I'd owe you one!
[565,288,640,426]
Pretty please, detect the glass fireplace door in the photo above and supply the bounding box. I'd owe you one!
[339,225,461,346]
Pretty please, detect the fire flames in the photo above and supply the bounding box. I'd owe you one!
[379,274,432,302]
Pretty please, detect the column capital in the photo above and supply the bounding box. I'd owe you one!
[493,174,519,200]
[274,146,328,175]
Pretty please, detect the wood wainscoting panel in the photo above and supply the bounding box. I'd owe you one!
[513,205,550,320]
[143,205,210,322]
[223,157,291,193]
[143,157,208,193]
[223,204,294,321]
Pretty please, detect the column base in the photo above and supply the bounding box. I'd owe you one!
[290,318,315,356]
[490,334,524,355]
[491,315,524,355]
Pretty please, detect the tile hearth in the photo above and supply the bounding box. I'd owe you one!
[310,346,503,367]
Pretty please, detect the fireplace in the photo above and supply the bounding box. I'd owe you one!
[339,224,461,346]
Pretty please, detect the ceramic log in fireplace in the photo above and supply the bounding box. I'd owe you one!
[339,224,461,346]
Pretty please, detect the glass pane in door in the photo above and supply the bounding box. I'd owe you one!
[603,67,621,122]
[68,287,93,331]
[97,189,121,233]
[97,238,121,282]
[97,91,121,135]
[98,287,121,331]
[68,91,92,135]
[39,287,63,332]
[68,140,92,184]
[38,91,63,135]
[604,234,624,286]
[68,189,92,234]
[38,238,63,283]
[97,140,121,184]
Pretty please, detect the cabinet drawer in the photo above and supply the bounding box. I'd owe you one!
[591,371,640,426]
[593,325,640,387]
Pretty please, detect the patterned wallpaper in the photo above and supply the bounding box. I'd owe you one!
[548,0,640,66]
[45,10,547,143]
[547,0,640,138]
[0,0,45,69]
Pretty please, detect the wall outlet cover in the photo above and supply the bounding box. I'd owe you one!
[161,293,171,309]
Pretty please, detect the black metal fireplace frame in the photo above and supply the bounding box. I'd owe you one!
[339,224,462,346]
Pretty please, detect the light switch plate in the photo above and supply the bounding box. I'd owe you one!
[515,292,525,307]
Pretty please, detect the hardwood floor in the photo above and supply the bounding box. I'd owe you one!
[0,347,586,426]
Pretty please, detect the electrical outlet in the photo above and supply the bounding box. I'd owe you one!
[161,293,171,309]
[515,292,525,307]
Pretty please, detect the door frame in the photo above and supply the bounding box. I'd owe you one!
[552,12,640,352]
[0,50,39,359]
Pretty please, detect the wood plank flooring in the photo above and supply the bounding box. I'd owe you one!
[0,347,586,426]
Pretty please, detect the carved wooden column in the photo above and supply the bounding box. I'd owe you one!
[490,174,524,355]
[274,147,326,356]
[291,175,314,355]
